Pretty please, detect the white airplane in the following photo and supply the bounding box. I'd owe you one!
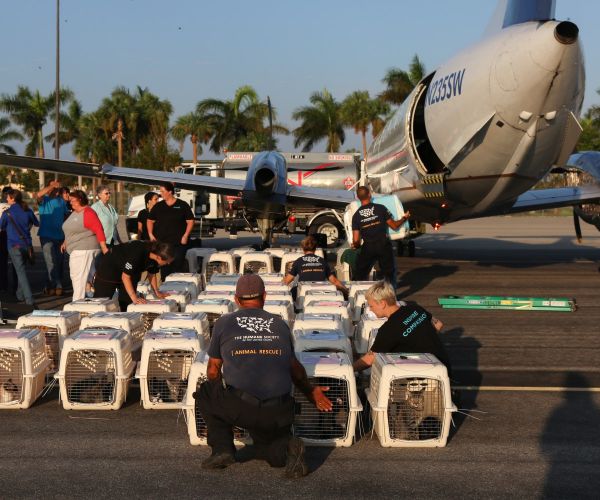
[2,0,600,244]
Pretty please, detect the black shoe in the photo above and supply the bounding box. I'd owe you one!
[284,437,308,479]
[201,452,236,470]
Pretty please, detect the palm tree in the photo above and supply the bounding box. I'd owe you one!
[45,99,83,155]
[0,117,24,154]
[196,85,286,153]
[0,85,73,157]
[379,54,426,106]
[171,112,212,163]
[341,91,390,159]
[96,86,137,166]
[292,89,345,152]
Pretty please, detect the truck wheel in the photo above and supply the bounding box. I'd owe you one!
[308,216,345,248]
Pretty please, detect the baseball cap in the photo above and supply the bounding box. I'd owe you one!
[235,274,265,299]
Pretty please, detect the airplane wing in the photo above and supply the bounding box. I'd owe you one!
[505,185,600,214]
[286,184,355,209]
[0,154,100,178]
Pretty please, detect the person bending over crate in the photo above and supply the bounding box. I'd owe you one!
[353,281,451,374]
[195,274,332,478]
[93,240,175,311]
[283,235,348,297]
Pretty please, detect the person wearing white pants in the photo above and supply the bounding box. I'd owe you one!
[61,190,108,301]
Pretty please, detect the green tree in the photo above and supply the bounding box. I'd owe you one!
[0,85,73,157]
[292,89,345,153]
[171,112,212,163]
[0,117,24,154]
[341,91,390,159]
[576,116,600,152]
[196,85,287,153]
[379,54,426,106]
[45,99,83,156]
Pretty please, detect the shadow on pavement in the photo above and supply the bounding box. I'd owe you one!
[396,264,459,299]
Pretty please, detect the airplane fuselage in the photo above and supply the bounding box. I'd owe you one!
[366,20,585,226]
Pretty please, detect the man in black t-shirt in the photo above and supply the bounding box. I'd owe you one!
[147,181,194,278]
[195,274,332,478]
[353,281,451,374]
[283,236,348,296]
[351,186,410,290]
[93,240,175,311]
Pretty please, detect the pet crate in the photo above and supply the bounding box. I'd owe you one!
[229,247,254,273]
[197,290,236,302]
[185,247,217,275]
[260,273,285,284]
[80,311,146,351]
[292,329,353,359]
[183,351,250,446]
[165,272,204,295]
[303,290,345,308]
[158,282,194,306]
[367,353,456,447]
[264,283,290,294]
[136,281,153,297]
[137,328,202,409]
[56,328,135,410]
[239,251,274,274]
[152,312,210,351]
[204,283,237,293]
[351,291,368,322]
[16,311,81,373]
[355,314,387,354]
[0,329,51,409]
[209,273,241,285]
[263,300,295,328]
[293,313,344,333]
[265,291,293,306]
[63,297,120,318]
[280,252,303,276]
[296,282,338,309]
[348,281,378,300]
[185,299,235,333]
[293,352,362,447]
[204,252,237,284]
[303,301,353,337]
[127,299,179,335]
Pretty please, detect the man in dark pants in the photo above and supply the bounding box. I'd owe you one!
[351,186,410,291]
[0,186,11,291]
[146,181,194,279]
[196,274,333,478]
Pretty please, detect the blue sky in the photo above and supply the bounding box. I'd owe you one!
[2,0,599,160]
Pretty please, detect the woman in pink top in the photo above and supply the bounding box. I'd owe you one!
[61,190,109,300]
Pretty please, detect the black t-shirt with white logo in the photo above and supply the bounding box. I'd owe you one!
[370,302,450,369]
[208,308,293,400]
[148,199,194,245]
[351,202,392,244]
[96,240,160,283]
[137,208,150,240]
[289,254,332,282]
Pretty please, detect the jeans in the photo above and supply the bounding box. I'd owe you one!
[8,246,33,305]
[40,237,63,289]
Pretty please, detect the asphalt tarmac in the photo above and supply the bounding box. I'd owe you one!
[1,216,599,499]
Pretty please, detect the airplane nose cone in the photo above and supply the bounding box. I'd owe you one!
[554,21,579,45]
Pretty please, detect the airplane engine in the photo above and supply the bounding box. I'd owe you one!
[564,152,600,237]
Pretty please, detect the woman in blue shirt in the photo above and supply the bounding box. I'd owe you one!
[0,189,39,306]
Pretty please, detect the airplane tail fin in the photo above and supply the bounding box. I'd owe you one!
[485,0,556,35]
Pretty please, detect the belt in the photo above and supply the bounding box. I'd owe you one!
[227,386,291,407]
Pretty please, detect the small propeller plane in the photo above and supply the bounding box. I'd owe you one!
[1,0,600,246]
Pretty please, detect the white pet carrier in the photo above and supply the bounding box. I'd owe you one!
[280,252,303,276]
[137,328,202,409]
[302,290,345,308]
[198,290,236,302]
[184,351,250,446]
[158,282,194,306]
[348,281,378,300]
[239,251,273,275]
[265,291,293,305]
[303,301,353,337]
[152,312,210,350]
[292,329,353,359]
[63,297,120,318]
[185,299,235,333]
[368,328,380,351]
[165,272,203,295]
[260,273,285,284]
[263,300,295,328]
[56,328,135,410]
[204,283,237,293]
[367,353,456,447]
[297,281,337,299]
[127,299,179,334]
[16,311,81,373]
[293,352,361,447]
[205,252,237,283]
[209,273,241,285]
[351,291,368,322]
[264,248,287,273]
[185,247,217,275]
[136,281,153,297]
[80,311,146,351]
[355,314,387,354]
[293,313,344,333]
[264,284,290,295]
[0,329,51,409]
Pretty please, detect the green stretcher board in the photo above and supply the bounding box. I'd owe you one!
[437,295,576,312]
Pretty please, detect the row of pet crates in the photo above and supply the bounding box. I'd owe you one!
[0,325,454,447]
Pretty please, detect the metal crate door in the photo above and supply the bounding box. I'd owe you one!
[207,261,230,282]
[65,350,116,404]
[0,349,24,404]
[147,349,194,403]
[243,260,268,274]
[387,378,444,441]
[141,312,160,335]
[293,376,350,441]
[31,325,60,372]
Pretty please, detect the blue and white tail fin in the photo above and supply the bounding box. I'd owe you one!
[485,0,556,35]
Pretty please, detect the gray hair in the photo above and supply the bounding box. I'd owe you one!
[365,280,396,306]
[96,184,110,196]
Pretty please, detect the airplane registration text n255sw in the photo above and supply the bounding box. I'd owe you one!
[1,0,600,245]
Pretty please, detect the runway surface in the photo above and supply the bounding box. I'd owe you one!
[1,216,599,498]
